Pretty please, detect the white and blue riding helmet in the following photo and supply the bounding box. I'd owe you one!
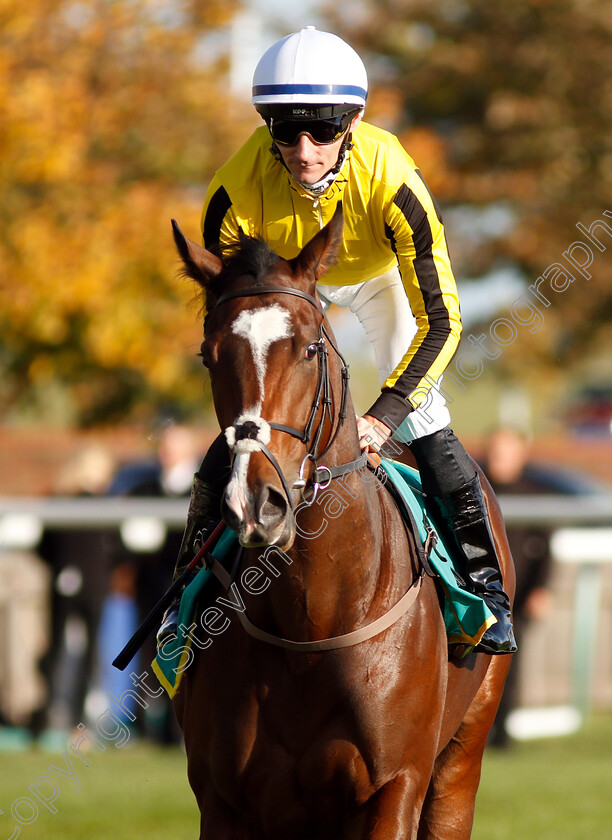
[252,26,368,122]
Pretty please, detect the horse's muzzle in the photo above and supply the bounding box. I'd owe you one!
[222,479,293,549]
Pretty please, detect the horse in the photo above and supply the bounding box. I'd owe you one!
[170,206,514,840]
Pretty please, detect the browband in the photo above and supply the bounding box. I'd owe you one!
[214,285,327,317]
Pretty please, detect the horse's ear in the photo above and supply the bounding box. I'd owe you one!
[171,219,223,287]
[293,203,344,283]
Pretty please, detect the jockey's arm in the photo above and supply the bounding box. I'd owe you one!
[364,170,462,437]
[200,178,247,252]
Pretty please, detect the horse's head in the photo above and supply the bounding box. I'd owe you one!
[172,206,354,549]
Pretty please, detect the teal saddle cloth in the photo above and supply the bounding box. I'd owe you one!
[153,458,494,697]
[376,459,494,644]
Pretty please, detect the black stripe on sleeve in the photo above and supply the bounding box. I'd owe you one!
[385,222,398,255]
[393,182,437,263]
[389,183,451,397]
[202,186,233,248]
[415,169,443,223]
[416,169,454,257]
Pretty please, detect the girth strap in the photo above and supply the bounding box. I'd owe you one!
[206,552,423,653]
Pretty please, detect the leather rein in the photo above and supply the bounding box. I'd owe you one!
[205,283,422,652]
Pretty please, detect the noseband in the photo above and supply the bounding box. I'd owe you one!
[212,285,368,508]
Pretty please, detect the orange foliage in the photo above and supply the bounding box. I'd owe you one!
[397,126,458,198]
[0,0,258,426]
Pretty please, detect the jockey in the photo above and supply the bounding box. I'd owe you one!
[159,27,516,655]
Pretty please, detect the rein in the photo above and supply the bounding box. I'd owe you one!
[214,284,365,506]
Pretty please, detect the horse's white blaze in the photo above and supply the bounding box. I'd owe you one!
[231,305,293,407]
[226,307,292,529]
[225,451,251,521]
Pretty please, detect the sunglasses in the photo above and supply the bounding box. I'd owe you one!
[268,112,356,147]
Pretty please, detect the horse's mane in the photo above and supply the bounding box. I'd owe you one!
[198,235,283,332]
[207,235,281,302]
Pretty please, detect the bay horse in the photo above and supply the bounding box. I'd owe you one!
[171,206,514,840]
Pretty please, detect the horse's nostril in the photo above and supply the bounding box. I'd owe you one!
[221,497,242,532]
[257,486,288,529]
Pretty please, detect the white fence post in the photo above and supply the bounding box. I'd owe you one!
[550,528,612,716]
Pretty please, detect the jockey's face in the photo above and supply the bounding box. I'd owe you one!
[277,112,362,186]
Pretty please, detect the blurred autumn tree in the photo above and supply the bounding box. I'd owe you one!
[5,1,612,430]
[330,0,612,402]
[0,0,258,427]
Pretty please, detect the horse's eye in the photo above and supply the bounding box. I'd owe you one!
[304,343,318,361]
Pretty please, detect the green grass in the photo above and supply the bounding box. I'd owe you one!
[0,716,610,839]
[473,714,612,840]
[0,740,198,840]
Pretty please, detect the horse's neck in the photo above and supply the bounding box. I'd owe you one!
[276,425,395,632]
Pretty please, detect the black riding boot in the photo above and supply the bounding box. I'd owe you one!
[410,428,517,655]
[156,474,223,646]
[433,476,517,654]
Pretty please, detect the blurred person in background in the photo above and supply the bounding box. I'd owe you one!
[33,446,116,744]
[480,427,554,748]
[101,414,205,743]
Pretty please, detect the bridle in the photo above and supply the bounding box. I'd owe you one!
[200,283,425,654]
[211,284,368,508]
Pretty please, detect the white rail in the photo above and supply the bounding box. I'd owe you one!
[1,494,612,717]
[0,493,610,532]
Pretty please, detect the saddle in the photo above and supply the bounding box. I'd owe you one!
[374,458,494,644]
